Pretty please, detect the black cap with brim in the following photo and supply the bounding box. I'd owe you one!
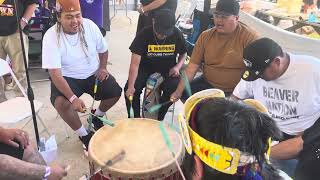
[153,9,175,36]
[241,38,282,81]
[215,0,240,16]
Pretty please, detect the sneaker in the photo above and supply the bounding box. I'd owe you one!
[79,131,94,151]
[92,116,104,131]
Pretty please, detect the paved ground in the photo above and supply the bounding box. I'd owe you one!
[2,11,184,179]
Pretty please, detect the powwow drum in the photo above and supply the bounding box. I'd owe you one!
[88,118,185,180]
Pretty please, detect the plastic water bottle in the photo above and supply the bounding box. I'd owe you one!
[146,77,157,91]
[39,137,46,152]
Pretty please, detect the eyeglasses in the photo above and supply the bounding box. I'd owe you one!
[213,13,233,20]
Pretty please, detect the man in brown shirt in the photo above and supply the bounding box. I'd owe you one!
[171,0,258,101]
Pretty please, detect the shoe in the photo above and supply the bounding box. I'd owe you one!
[79,131,94,151]
[92,116,104,131]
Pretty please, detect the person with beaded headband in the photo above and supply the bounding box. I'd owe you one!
[179,89,291,180]
[42,0,122,150]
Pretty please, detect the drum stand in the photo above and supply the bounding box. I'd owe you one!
[110,0,132,23]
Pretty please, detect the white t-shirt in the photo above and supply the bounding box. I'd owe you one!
[233,53,320,135]
[42,18,108,79]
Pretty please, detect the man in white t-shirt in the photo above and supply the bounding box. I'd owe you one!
[232,38,320,178]
[42,0,122,150]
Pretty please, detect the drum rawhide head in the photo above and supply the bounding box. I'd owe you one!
[178,89,272,175]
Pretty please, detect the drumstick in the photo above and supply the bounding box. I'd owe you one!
[180,70,192,98]
[148,100,172,113]
[89,113,115,127]
[80,150,126,179]
[88,79,99,131]
[159,122,186,180]
[105,150,126,166]
[129,96,134,118]
[171,102,175,126]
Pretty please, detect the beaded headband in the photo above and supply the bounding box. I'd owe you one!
[178,89,271,174]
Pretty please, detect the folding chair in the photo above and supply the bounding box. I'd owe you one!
[0,59,49,135]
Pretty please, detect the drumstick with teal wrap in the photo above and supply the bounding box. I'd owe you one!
[129,96,134,118]
[89,113,114,127]
[159,122,186,180]
[148,100,172,113]
[181,70,192,98]
[88,79,99,131]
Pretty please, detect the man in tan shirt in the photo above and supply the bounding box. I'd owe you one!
[171,0,258,101]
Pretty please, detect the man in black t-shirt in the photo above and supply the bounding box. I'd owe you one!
[136,0,177,34]
[0,0,37,100]
[125,9,187,120]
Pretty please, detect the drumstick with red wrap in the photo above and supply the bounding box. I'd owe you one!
[159,122,186,180]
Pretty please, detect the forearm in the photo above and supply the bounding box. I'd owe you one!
[128,54,141,88]
[23,4,37,20]
[176,62,199,93]
[229,94,241,101]
[49,70,75,100]
[270,136,303,160]
[175,53,187,70]
[0,154,45,180]
[98,51,109,69]
[143,0,166,12]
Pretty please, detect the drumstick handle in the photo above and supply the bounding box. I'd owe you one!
[106,150,126,166]
[173,156,186,180]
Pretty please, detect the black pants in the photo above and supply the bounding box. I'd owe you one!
[180,75,232,102]
[124,68,179,120]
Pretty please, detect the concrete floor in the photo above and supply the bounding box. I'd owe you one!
[4,11,184,179]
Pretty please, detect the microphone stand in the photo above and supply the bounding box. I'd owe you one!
[13,0,40,148]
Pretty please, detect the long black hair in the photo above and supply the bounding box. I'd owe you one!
[182,98,283,180]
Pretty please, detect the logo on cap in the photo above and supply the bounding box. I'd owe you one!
[243,71,250,79]
[265,59,270,64]
[243,58,252,68]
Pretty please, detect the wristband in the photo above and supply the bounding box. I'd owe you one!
[69,95,77,103]
[43,166,51,180]
[21,17,29,24]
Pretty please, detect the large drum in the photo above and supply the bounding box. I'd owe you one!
[88,118,185,180]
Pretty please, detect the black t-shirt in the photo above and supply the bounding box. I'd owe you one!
[294,117,320,180]
[129,26,187,75]
[140,0,177,13]
[0,0,37,36]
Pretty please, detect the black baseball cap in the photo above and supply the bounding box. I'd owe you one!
[215,0,240,16]
[242,38,283,81]
[152,9,175,36]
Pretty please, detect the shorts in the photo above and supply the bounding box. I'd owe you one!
[50,74,122,105]
[0,142,24,160]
